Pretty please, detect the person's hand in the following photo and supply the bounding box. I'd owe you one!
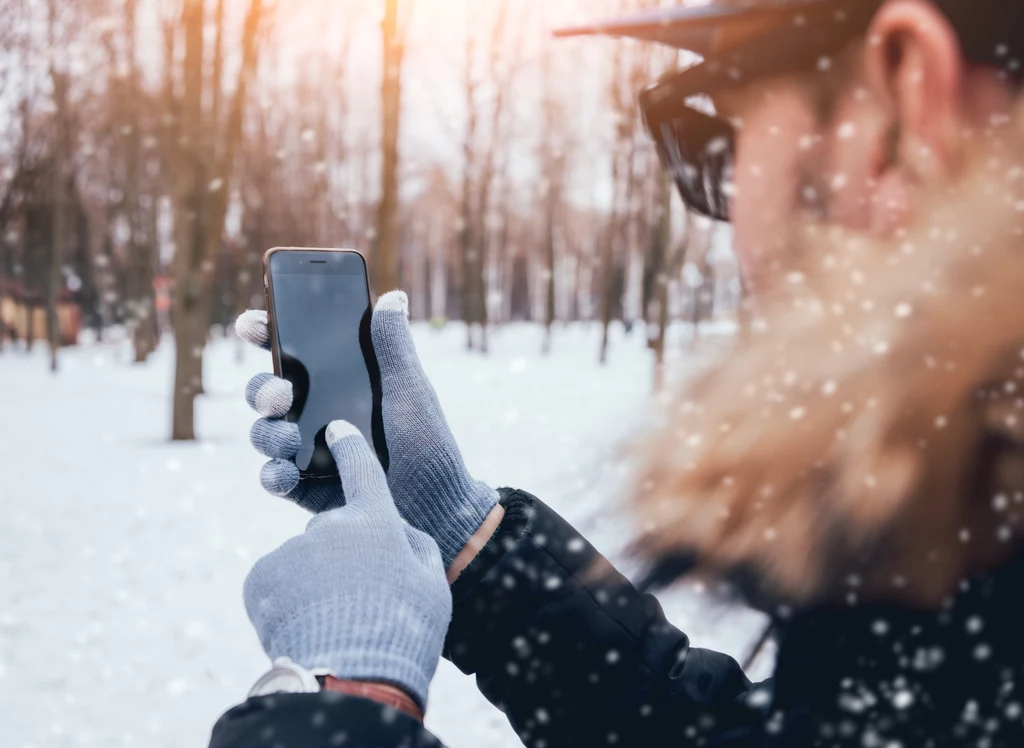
[236,291,499,567]
[243,420,452,710]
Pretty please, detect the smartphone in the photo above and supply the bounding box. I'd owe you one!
[263,247,388,480]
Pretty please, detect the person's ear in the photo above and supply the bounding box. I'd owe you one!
[862,0,965,182]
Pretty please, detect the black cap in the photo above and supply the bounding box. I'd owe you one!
[554,0,1024,70]
[553,0,842,56]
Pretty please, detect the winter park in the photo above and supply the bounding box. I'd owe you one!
[6,1,1024,747]
[3,319,770,748]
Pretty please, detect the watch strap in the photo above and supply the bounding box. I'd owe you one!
[320,676,424,722]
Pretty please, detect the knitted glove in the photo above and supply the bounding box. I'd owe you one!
[243,421,452,709]
[237,292,499,567]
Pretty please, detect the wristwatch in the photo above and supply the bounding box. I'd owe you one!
[248,657,425,722]
[248,657,333,696]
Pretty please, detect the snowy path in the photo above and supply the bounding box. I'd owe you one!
[1,323,767,748]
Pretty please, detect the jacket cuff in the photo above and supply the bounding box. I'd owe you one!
[449,488,534,602]
[209,692,442,748]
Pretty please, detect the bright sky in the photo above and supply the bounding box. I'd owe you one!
[0,0,648,212]
[262,0,626,209]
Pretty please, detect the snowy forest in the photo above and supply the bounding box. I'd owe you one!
[0,0,742,440]
[1,9,759,745]
[8,1,1024,747]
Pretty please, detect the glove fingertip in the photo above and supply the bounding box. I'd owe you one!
[326,420,391,510]
[246,373,293,418]
[371,292,424,379]
[260,459,301,498]
[374,291,409,319]
[251,418,301,460]
[326,420,363,446]
[236,310,271,350]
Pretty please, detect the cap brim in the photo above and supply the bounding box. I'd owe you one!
[552,5,748,56]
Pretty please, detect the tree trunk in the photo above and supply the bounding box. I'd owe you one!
[464,253,477,350]
[599,144,626,365]
[539,45,562,355]
[570,247,582,323]
[170,0,264,441]
[373,0,405,294]
[498,223,513,325]
[26,304,35,350]
[685,222,713,350]
[479,299,489,353]
[172,306,204,440]
[121,0,157,364]
[619,135,642,335]
[470,3,512,354]
[493,201,511,328]
[170,0,208,441]
[598,222,615,365]
[133,298,158,363]
[430,222,446,322]
[458,0,512,352]
[0,247,6,351]
[459,38,478,349]
[46,177,65,372]
[459,217,476,350]
[407,222,426,320]
[46,1,69,374]
[542,189,557,355]
[650,174,673,392]
[170,239,209,440]
[600,44,632,365]
[210,0,226,137]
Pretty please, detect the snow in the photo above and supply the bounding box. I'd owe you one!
[0,322,767,748]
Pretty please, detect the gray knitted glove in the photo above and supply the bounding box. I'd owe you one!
[243,420,452,709]
[237,292,499,567]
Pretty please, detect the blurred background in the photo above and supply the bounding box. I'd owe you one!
[0,1,761,747]
[0,0,744,397]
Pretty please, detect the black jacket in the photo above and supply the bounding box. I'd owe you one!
[209,490,1024,747]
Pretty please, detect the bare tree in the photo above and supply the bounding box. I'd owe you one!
[45,0,73,373]
[647,172,679,391]
[373,0,412,294]
[105,0,160,363]
[599,38,646,364]
[458,0,519,352]
[0,2,29,353]
[596,0,675,364]
[456,14,484,349]
[168,0,266,441]
[683,217,715,348]
[539,45,568,355]
[0,0,747,386]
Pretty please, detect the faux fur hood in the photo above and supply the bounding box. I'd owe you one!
[633,104,1024,610]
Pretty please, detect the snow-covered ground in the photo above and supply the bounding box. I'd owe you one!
[1,322,768,748]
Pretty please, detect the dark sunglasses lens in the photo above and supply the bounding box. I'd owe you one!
[704,131,733,222]
[655,113,734,222]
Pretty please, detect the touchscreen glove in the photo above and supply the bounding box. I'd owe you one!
[237,292,499,567]
[243,420,452,708]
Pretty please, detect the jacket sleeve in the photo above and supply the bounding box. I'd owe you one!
[444,489,768,747]
[208,692,445,748]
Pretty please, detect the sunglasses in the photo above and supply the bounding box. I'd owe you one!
[639,0,881,222]
[641,77,736,222]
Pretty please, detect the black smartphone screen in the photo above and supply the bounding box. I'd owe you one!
[267,249,387,478]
